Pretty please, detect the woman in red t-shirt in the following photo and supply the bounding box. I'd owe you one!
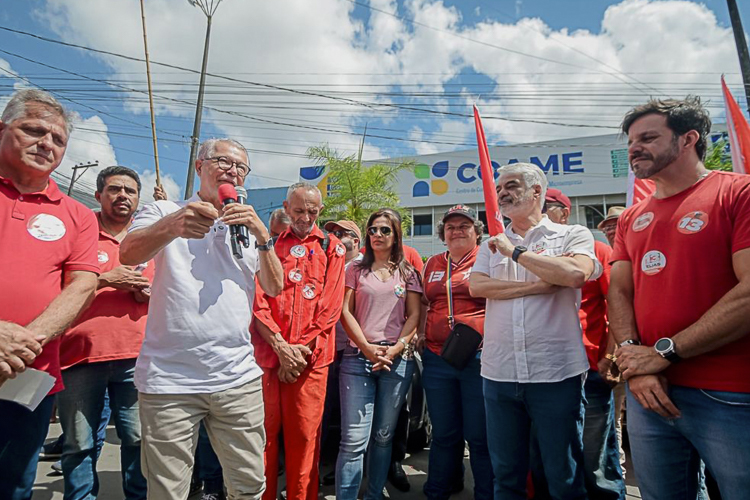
[336,209,422,500]
[418,205,494,500]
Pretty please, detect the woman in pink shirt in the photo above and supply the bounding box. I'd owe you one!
[336,209,422,500]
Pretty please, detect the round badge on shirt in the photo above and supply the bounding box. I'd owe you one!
[335,244,345,257]
[641,250,667,275]
[288,269,303,283]
[291,245,306,258]
[97,250,109,264]
[632,212,654,232]
[394,283,406,298]
[27,213,66,241]
[302,284,316,299]
[677,211,709,234]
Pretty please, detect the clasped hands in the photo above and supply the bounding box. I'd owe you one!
[615,344,680,419]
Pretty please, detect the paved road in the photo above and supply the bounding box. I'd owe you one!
[34,422,643,499]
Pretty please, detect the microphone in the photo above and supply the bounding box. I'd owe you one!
[218,184,243,259]
[234,186,251,248]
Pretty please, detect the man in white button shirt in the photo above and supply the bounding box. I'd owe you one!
[120,138,284,500]
[469,162,601,500]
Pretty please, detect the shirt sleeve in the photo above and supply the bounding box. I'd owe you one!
[472,241,491,276]
[345,263,359,290]
[64,208,100,274]
[128,201,167,233]
[405,268,423,294]
[253,276,282,334]
[731,177,750,254]
[611,213,631,263]
[563,225,601,281]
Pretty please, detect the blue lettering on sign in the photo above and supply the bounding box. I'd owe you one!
[562,152,584,173]
[530,155,559,174]
[476,161,502,181]
[457,163,476,183]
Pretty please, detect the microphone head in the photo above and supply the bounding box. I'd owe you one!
[235,186,248,199]
[218,184,238,202]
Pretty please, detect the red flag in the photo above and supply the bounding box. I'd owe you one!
[626,170,656,207]
[722,75,750,175]
[473,105,504,235]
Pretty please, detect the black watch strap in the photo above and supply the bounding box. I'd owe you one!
[512,246,527,263]
[255,238,274,251]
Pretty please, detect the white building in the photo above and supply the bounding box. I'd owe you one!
[300,128,727,258]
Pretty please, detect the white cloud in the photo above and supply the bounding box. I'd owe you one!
[32,0,745,188]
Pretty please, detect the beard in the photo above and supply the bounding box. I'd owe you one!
[631,136,680,180]
[500,189,536,215]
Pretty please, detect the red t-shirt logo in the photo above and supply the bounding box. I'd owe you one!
[677,211,709,234]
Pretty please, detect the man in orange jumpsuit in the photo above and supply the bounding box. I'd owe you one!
[252,181,346,500]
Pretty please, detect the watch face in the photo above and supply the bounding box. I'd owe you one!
[655,338,672,352]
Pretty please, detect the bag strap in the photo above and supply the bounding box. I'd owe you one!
[446,254,455,330]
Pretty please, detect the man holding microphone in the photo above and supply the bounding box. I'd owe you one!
[121,137,283,500]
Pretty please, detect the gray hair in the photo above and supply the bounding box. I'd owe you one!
[1,89,74,135]
[269,208,291,225]
[197,138,249,166]
[286,181,322,204]
[497,162,548,208]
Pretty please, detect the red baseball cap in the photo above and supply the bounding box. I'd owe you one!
[545,188,571,210]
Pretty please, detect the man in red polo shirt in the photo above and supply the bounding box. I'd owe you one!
[611,97,750,499]
[252,182,345,500]
[0,89,99,498]
[542,188,625,499]
[57,166,151,500]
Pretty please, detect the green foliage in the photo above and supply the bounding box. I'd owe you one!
[307,144,414,231]
[705,139,733,172]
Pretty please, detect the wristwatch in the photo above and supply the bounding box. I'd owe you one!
[511,245,528,263]
[654,337,682,363]
[619,339,641,347]
[255,238,274,252]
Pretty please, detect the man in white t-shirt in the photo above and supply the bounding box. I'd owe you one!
[469,162,600,500]
[120,138,284,500]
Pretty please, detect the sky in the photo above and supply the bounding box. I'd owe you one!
[0,0,748,202]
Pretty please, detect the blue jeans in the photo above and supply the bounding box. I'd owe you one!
[336,348,414,500]
[484,375,587,500]
[422,349,494,500]
[627,384,750,500]
[57,359,147,500]
[582,370,626,499]
[0,394,55,499]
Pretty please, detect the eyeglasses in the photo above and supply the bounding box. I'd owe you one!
[601,224,617,234]
[367,226,392,236]
[333,229,357,239]
[205,156,250,176]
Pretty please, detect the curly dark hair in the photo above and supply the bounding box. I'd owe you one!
[621,96,711,160]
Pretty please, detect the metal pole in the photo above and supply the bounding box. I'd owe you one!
[67,161,99,196]
[727,0,750,113]
[184,15,213,199]
[139,0,162,186]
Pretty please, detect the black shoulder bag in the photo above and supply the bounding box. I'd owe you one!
[439,255,483,370]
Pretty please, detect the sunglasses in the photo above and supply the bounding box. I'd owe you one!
[367,226,393,236]
[333,229,357,239]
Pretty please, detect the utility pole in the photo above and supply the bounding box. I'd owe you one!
[184,0,224,199]
[67,161,99,196]
[727,0,750,113]
[139,0,162,187]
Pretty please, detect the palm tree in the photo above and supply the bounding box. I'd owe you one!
[306,144,414,230]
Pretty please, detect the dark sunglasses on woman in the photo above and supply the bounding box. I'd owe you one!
[367,226,392,236]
